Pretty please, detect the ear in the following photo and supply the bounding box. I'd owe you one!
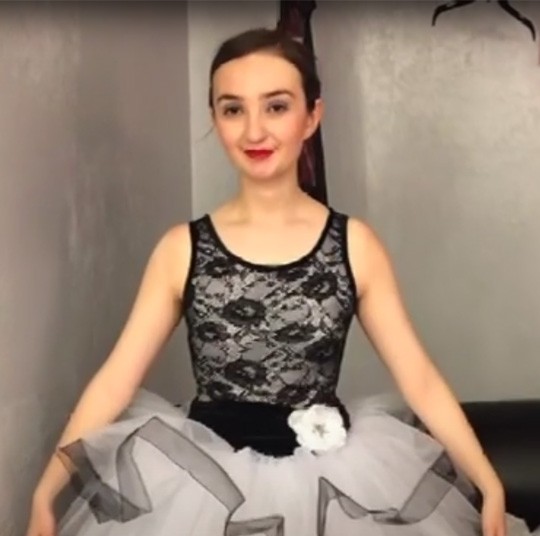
[303,98,324,141]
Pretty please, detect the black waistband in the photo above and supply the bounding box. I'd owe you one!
[187,398,350,457]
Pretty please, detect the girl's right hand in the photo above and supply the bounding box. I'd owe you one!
[26,493,56,536]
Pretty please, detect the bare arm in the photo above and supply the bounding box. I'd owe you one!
[33,224,191,504]
[348,218,503,498]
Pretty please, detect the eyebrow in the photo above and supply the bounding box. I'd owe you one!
[216,89,295,104]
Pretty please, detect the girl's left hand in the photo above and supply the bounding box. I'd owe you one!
[481,486,507,536]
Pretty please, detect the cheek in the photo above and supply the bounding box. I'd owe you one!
[276,114,310,146]
[214,111,311,151]
[215,120,240,149]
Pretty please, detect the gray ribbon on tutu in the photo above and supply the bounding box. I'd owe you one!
[59,416,474,535]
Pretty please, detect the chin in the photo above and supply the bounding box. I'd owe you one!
[239,160,295,184]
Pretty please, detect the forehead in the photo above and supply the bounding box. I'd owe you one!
[213,52,302,97]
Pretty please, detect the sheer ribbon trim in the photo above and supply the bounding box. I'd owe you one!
[58,416,473,535]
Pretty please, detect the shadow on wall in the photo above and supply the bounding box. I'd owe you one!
[431,0,537,42]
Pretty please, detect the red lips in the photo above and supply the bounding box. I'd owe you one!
[244,149,274,160]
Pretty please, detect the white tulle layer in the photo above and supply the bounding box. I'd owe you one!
[58,389,534,536]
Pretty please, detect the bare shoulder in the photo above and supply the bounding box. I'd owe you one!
[346,216,393,297]
[346,216,385,260]
[152,223,192,299]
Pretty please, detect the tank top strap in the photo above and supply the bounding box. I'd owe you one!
[181,215,220,311]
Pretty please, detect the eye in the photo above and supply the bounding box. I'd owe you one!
[222,104,242,117]
[267,101,289,114]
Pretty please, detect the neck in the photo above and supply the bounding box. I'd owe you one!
[233,170,313,223]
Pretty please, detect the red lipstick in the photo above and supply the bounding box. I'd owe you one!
[244,149,274,160]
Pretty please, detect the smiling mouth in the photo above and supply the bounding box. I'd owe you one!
[244,149,274,160]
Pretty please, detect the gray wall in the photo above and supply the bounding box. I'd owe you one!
[312,1,540,402]
[0,3,191,533]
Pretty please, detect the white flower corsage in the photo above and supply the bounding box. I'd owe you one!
[287,404,347,454]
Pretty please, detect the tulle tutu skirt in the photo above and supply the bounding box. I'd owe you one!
[57,389,534,536]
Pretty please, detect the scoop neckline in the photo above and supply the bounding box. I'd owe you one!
[204,208,334,272]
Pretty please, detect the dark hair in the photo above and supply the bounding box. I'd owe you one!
[208,28,321,112]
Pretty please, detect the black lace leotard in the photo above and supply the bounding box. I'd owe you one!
[183,208,357,456]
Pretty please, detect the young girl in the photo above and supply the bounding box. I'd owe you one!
[27,28,533,536]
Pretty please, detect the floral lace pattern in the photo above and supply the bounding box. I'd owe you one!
[183,209,357,409]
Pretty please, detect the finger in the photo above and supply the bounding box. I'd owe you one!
[482,521,495,536]
[500,518,508,536]
[481,517,490,536]
[492,519,504,536]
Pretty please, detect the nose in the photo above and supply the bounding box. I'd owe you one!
[244,110,267,144]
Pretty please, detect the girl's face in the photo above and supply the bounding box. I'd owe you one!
[211,52,323,183]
